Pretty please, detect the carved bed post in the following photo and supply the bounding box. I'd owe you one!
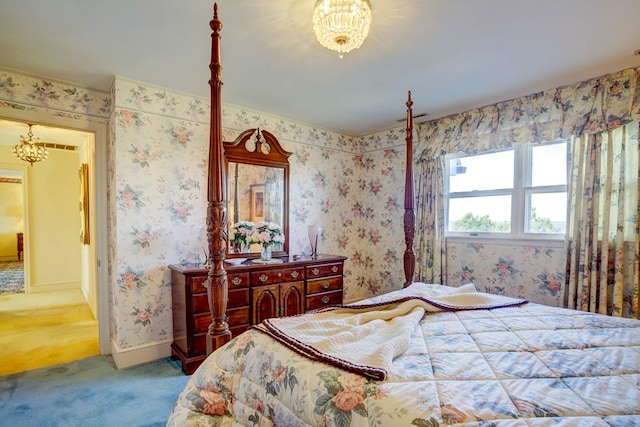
[403,91,416,288]
[206,3,231,353]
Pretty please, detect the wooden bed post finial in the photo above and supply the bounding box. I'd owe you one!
[403,90,416,288]
[206,2,231,353]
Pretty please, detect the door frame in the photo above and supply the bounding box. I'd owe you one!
[0,109,110,354]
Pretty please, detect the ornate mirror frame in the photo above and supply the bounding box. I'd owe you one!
[224,128,291,259]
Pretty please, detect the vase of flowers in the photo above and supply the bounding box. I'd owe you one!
[250,221,285,261]
[229,221,254,254]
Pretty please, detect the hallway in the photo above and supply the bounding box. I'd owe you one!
[0,290,99,376]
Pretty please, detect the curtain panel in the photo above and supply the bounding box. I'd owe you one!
[416,66,640,159]
[565,122,639,319]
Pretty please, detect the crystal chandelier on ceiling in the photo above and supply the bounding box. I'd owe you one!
[12,124,49,166]
[312,0,372,58]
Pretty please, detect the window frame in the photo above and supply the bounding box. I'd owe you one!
[445,141,567,242]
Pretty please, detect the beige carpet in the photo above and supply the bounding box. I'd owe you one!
[0,290,99,376]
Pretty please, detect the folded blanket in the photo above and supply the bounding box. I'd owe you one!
[253,283,527,380]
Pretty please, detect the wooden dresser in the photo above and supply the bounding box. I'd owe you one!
[170,254,347,374]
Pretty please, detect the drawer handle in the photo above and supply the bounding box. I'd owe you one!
[259,274,268,282]
[331,266,338,273]
[278,272,282,277]
[321,296,330,304]
[203,279,211,289]
[312,268,320,276]
[321,281,330,289]
[231,277,242,286]
[291,271,299,279]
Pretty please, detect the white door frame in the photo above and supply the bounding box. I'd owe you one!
[0,109,110,354]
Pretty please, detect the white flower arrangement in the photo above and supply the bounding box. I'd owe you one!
[249,221,285,249]
[229,221,255,250]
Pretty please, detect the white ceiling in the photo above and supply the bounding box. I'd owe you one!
[0,0,639,137]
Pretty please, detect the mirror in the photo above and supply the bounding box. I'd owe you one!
[224,129,290,259]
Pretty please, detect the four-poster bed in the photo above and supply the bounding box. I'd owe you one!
[167,4,640,425]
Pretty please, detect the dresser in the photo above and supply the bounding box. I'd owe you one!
[170,254,347,374]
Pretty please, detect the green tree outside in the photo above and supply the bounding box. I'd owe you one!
[451,208,559,233]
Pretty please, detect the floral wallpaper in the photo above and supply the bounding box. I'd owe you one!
[1,68,569,354]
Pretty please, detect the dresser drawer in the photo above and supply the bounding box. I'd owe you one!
[229,272,250,289]
[192,293,209,314]
[192,321,249,355]
[228,288,249,309]
[227,306,250,326]
[194,313,211,334]
[193,305,249,333]
[306,262,343,279]
[192,272,249,294]
[307,276,343,295]
[191,276,209,293]
[251,267,304,285]
[306,290,343,311]
[192,287,248,315]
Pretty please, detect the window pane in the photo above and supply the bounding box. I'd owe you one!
[449,151,514,192]
[448,195,511,232]
[529,192,566,233]
[531,143,566,186]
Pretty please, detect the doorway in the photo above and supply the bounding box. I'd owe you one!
[0,167,25,294]
[0,113,109,356]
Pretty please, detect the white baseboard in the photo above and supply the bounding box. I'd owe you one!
[29,281,80,293]
[110,339,172,369]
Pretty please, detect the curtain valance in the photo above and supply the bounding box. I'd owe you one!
[417,66,640,160]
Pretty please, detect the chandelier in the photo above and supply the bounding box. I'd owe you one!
[312,0,372,58]
[13,124,49,166]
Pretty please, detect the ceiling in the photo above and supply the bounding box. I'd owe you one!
[0,0,639,137]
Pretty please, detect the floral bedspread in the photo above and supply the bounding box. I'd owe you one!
[167,285,640,426]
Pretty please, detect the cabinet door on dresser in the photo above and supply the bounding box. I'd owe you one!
[252,282,304,324]
[251,266,305,324]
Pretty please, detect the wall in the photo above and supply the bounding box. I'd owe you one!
[109,77,365,352]
[27,148,82,290]
[0,142,83,290]
[2,67,569,366]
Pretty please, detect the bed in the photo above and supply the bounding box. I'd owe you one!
[167,4,640,426]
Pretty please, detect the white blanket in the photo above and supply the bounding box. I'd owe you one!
[254,283,527,380]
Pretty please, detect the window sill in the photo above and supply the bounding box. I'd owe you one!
[445,235,565,248]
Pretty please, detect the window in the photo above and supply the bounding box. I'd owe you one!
[445,141,567,239]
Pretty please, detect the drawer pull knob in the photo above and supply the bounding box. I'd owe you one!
[321,281,330,289]
[321,296,330,304]
[331,266,338,273]
[259,274,268,282]
[232,277,241,286]
[312,268,320,276]
[278,272,282,277]
[291,271,299,278]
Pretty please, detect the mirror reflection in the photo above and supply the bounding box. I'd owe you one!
[228,162,285,254]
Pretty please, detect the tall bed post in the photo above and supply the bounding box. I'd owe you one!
[403,91,416,287]
[206,3,231,353]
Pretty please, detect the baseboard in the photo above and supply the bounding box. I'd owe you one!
[29,281,80,294]
[110,339,172,369]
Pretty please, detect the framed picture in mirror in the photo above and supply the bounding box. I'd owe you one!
[250,183,265,222]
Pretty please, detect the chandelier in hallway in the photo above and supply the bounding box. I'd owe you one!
[13,124,49,165]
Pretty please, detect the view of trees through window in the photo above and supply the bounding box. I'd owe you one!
[446,142,567,237]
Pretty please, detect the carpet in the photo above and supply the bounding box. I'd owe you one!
[0,355,190,427]
[0,261,24,295]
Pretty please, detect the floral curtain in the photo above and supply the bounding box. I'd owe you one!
[413,66,640,310]
[565,121,639,318]
[414,157,446,283]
